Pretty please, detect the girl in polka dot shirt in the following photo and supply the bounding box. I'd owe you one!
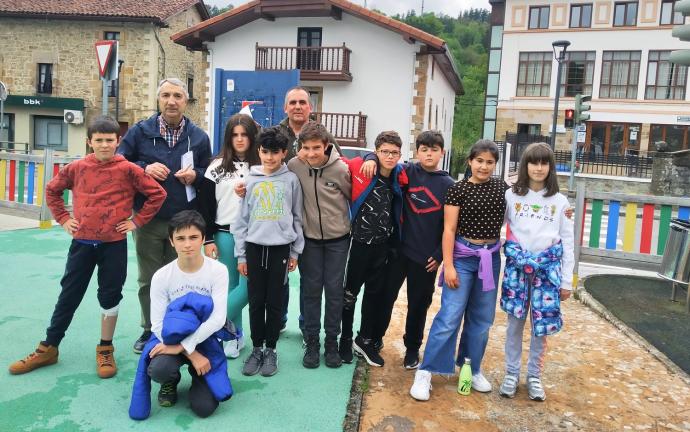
[411,139,508,401]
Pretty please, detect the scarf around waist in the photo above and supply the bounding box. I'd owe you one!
[438,238,502,291]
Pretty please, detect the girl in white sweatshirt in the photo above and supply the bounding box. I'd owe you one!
[199,113,260,359]
[498,142,574,402]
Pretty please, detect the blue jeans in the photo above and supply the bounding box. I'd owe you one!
[419,238,501,375]
[215,231,248,332]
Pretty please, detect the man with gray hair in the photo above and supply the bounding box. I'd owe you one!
[118,78,211,354]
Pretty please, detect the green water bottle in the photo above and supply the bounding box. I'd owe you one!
[458,357,472,395]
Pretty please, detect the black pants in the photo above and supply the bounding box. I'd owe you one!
[374,253,437,352]
[45,239,126,347]
[341,240,389,341]
[148,354,218,418]
[247,242,290,349]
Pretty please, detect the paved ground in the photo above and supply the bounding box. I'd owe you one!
[358,264,690,432]
[0,224,358,432]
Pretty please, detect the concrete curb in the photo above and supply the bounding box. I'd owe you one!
[343,359,367,432]
[576,276,690,385]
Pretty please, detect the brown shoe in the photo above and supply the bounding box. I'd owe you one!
[96,345,117,379]
[9,343,58,374]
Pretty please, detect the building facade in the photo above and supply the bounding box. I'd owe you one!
[0,1,209,156]
[172,0,462,169]
[485,0,689,157]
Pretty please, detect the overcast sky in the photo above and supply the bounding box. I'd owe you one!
[204,0,491,17]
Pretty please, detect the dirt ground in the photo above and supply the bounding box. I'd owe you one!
[358,281,690,432]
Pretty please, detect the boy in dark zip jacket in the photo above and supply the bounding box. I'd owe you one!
[287,122,351,369]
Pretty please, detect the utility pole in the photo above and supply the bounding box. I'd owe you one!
[421,0,425,14]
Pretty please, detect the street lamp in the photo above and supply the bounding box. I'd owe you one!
[550,40,570,149]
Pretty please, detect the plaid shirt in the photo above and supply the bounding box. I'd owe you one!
[158,116,186,148]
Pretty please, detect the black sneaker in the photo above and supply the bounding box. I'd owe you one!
[157,381,178,407]
[339,337,353,364]
[353,335,384,367]
[373,339,384,353]
[403,350,420,370]
[302,336,320,369]
[324,337,342,368]
[133,330,152,354]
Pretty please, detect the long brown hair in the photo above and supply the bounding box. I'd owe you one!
[215,114,260,173]
[512,142,559,197]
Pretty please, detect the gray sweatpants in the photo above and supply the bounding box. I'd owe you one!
[299,237,350,339]
[504,313,548,378]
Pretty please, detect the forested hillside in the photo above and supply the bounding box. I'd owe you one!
[394,9,490,176]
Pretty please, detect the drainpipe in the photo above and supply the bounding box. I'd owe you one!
[153,24,166,111]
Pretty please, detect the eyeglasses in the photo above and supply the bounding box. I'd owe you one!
[377,149,401,158]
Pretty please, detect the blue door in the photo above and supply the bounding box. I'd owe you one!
[213,69,300,154]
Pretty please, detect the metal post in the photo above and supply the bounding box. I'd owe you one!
[568,124,579,191]
[39,147,55,229]
[115,60,124,121]
[102,78,109,116]
[671,281,678,302]
[550,51,565,150]
[573,182,586,284]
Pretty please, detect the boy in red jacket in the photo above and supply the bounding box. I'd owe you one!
[8,116,166,378]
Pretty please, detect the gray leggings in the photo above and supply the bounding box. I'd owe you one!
[504,314,547,378]
[148,354,219,418]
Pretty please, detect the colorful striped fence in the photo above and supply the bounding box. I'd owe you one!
[0,151,78,223]
[574,183,690,274]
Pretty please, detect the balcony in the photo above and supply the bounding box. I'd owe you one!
[255,43,352,81]
[311,111,367,147]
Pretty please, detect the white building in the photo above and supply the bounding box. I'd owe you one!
[485,0,689,156]
[172,0,462,169]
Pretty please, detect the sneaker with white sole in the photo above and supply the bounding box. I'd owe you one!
[527,376,546,401]
[224,334,245,359]
[410,369,432,401]
[471,372,492,393]
[499,374,519,398]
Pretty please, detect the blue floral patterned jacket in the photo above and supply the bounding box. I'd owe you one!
[500,240,564,336]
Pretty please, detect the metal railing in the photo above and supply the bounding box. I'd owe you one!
[310,111,367,147]
[555,150,654,178]
[0,141,31,154]
[255,43,352,80]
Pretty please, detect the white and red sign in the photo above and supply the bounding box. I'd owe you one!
[95,41,117,78]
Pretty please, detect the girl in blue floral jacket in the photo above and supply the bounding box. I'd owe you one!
[499,142,574,402]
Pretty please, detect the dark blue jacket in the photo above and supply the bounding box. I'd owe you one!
[118,114,211,220]
[129,293,233,420]
[400,163,454,265]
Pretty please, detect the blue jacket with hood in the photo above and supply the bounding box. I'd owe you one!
[118,114,212,220]
[129,292,233,420]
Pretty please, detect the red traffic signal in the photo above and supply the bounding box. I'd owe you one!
[565,109,574,120]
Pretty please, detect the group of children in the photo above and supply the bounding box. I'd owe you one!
[7,110,575,419]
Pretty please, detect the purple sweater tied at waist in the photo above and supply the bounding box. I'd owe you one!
[438,239,502,291]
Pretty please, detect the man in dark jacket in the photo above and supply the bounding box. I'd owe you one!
[118,78,211,354]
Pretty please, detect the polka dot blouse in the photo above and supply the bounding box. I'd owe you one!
[445,177,509,240]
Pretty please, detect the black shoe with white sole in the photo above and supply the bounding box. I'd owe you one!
[403,350,420,369]
[353,335,384,367]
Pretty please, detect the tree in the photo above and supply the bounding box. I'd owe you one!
[207,3,234,16]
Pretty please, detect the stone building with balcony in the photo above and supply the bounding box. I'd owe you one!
[484,0,690,161]
[172,0,463,169]
[0,0,209,156]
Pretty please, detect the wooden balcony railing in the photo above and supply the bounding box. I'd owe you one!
[311,111,367,147]
[255,43,352,81]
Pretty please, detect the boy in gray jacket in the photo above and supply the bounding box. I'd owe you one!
[233,127,304,377]
[288,122,351,369]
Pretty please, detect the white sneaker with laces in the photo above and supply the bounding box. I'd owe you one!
[410,369,432,401]
[224,335,245,359]
[471,372,492,393]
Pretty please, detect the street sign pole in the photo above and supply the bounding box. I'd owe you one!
[568,124,580,191]
[102,78,109,115]
[0,81,7,148]
[95,40,118,116]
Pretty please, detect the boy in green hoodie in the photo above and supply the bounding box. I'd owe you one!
[232,127,304,377]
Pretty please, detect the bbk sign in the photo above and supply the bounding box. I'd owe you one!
[24,98,42,106]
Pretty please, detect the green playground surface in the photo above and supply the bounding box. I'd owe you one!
[0,227,358,432]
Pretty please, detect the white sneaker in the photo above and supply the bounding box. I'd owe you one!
[472,372,492,393]
[410,369,432,401]
[224,335,245,359]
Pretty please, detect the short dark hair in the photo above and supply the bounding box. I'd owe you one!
[299,121,329,145]
[168,210,206,239]
[375,130,402,149]
[513,142,560,197]
[416,130,444,150]
[87,116,120,139]
[258,127,288,151]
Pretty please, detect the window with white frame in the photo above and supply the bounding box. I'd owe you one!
[599,51,641,99]
[646,51,687,100]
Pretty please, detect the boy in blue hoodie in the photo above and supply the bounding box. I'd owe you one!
[233,127,304,377]
[362,130,454,369]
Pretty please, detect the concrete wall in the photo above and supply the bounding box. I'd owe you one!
[650,150,690,197]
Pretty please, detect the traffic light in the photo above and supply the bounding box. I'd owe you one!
[574,94,591,124]
[564,109,574,128]
[671,0,690,66]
